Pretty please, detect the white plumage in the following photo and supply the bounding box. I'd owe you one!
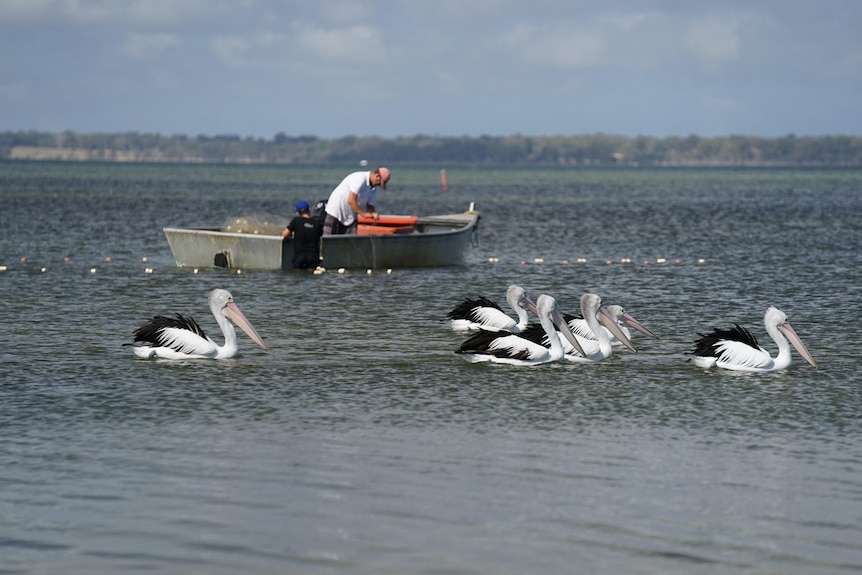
[521,293,637,363]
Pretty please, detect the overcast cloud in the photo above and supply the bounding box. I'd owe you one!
[1,0,860,139]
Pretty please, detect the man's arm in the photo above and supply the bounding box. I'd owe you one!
[347,191,365,216]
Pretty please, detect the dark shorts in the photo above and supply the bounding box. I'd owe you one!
[323,214,357,235]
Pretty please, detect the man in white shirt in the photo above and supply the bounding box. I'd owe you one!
[323,167,391,235]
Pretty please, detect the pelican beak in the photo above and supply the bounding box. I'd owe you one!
[778,322,817,368]
[519,294,539,317]
[598,305,637,352]
[551,307,586,357]
[222,302,270,352]
[619,311,660,340]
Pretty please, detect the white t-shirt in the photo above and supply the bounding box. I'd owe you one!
[324,171,378,226]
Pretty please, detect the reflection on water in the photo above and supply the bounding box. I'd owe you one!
[2,163,862,574]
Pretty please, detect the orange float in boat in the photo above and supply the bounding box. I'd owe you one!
[358,214,418,227]
[357,214,418,234]
[358,224,416,235]
[358,225,398,235]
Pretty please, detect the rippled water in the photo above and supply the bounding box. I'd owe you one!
[2,162,862,574]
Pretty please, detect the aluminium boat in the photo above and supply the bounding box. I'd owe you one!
[163,205,480,270]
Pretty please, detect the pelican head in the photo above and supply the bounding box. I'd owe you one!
[509,284,539,317]
[766,306,816,368]
[538,294,587,357]
[582,294,637,352]
[210,289,270,352]
[606,305,660,340]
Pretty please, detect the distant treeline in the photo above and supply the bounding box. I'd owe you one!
[3,130,862,166]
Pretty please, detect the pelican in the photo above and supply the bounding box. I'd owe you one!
[522,293,637,363]
[689,306,817,372]
[129,289,269,359]
[567,304,659,346]
[447,285,537,333]
[455,294,585,366]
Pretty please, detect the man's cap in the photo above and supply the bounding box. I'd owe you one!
[296,200,310,212]
[377,167,390,189]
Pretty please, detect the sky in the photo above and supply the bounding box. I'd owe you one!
[1,0,861,140]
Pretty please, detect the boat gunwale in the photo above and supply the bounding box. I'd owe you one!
[162,211,479,241]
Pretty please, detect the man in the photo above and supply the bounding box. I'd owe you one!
[323,167,391,235]
[282,200,323,269]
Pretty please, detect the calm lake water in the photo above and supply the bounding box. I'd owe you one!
[2,161,861,574]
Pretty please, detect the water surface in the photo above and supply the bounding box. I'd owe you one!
[2,162,861,574]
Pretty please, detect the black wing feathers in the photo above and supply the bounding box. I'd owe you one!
[447,296,504,320]
[133,313,208,346]
[690,323,759,356]
[455,328,534,361]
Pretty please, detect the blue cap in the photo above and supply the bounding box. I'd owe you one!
[295,200,310,212]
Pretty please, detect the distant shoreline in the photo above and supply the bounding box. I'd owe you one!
[3,131,861,166]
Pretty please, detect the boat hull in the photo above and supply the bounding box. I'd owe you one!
[163,210,479,270]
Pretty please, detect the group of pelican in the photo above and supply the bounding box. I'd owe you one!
[448,285,659,366]
[448,285,818,372]
[128,285,818,373]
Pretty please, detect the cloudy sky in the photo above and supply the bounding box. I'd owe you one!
[1,0,861,139]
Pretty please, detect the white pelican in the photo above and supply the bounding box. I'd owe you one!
[689,306,817,372]
[455,294,585,366]
[522,293,637,363]
[447,285,537,333]
[567,304,659,346]
[129,289,269,359]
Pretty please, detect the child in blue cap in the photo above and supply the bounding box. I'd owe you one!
[282,200,323,269]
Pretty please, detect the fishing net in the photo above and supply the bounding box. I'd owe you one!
[220,214,288,235]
